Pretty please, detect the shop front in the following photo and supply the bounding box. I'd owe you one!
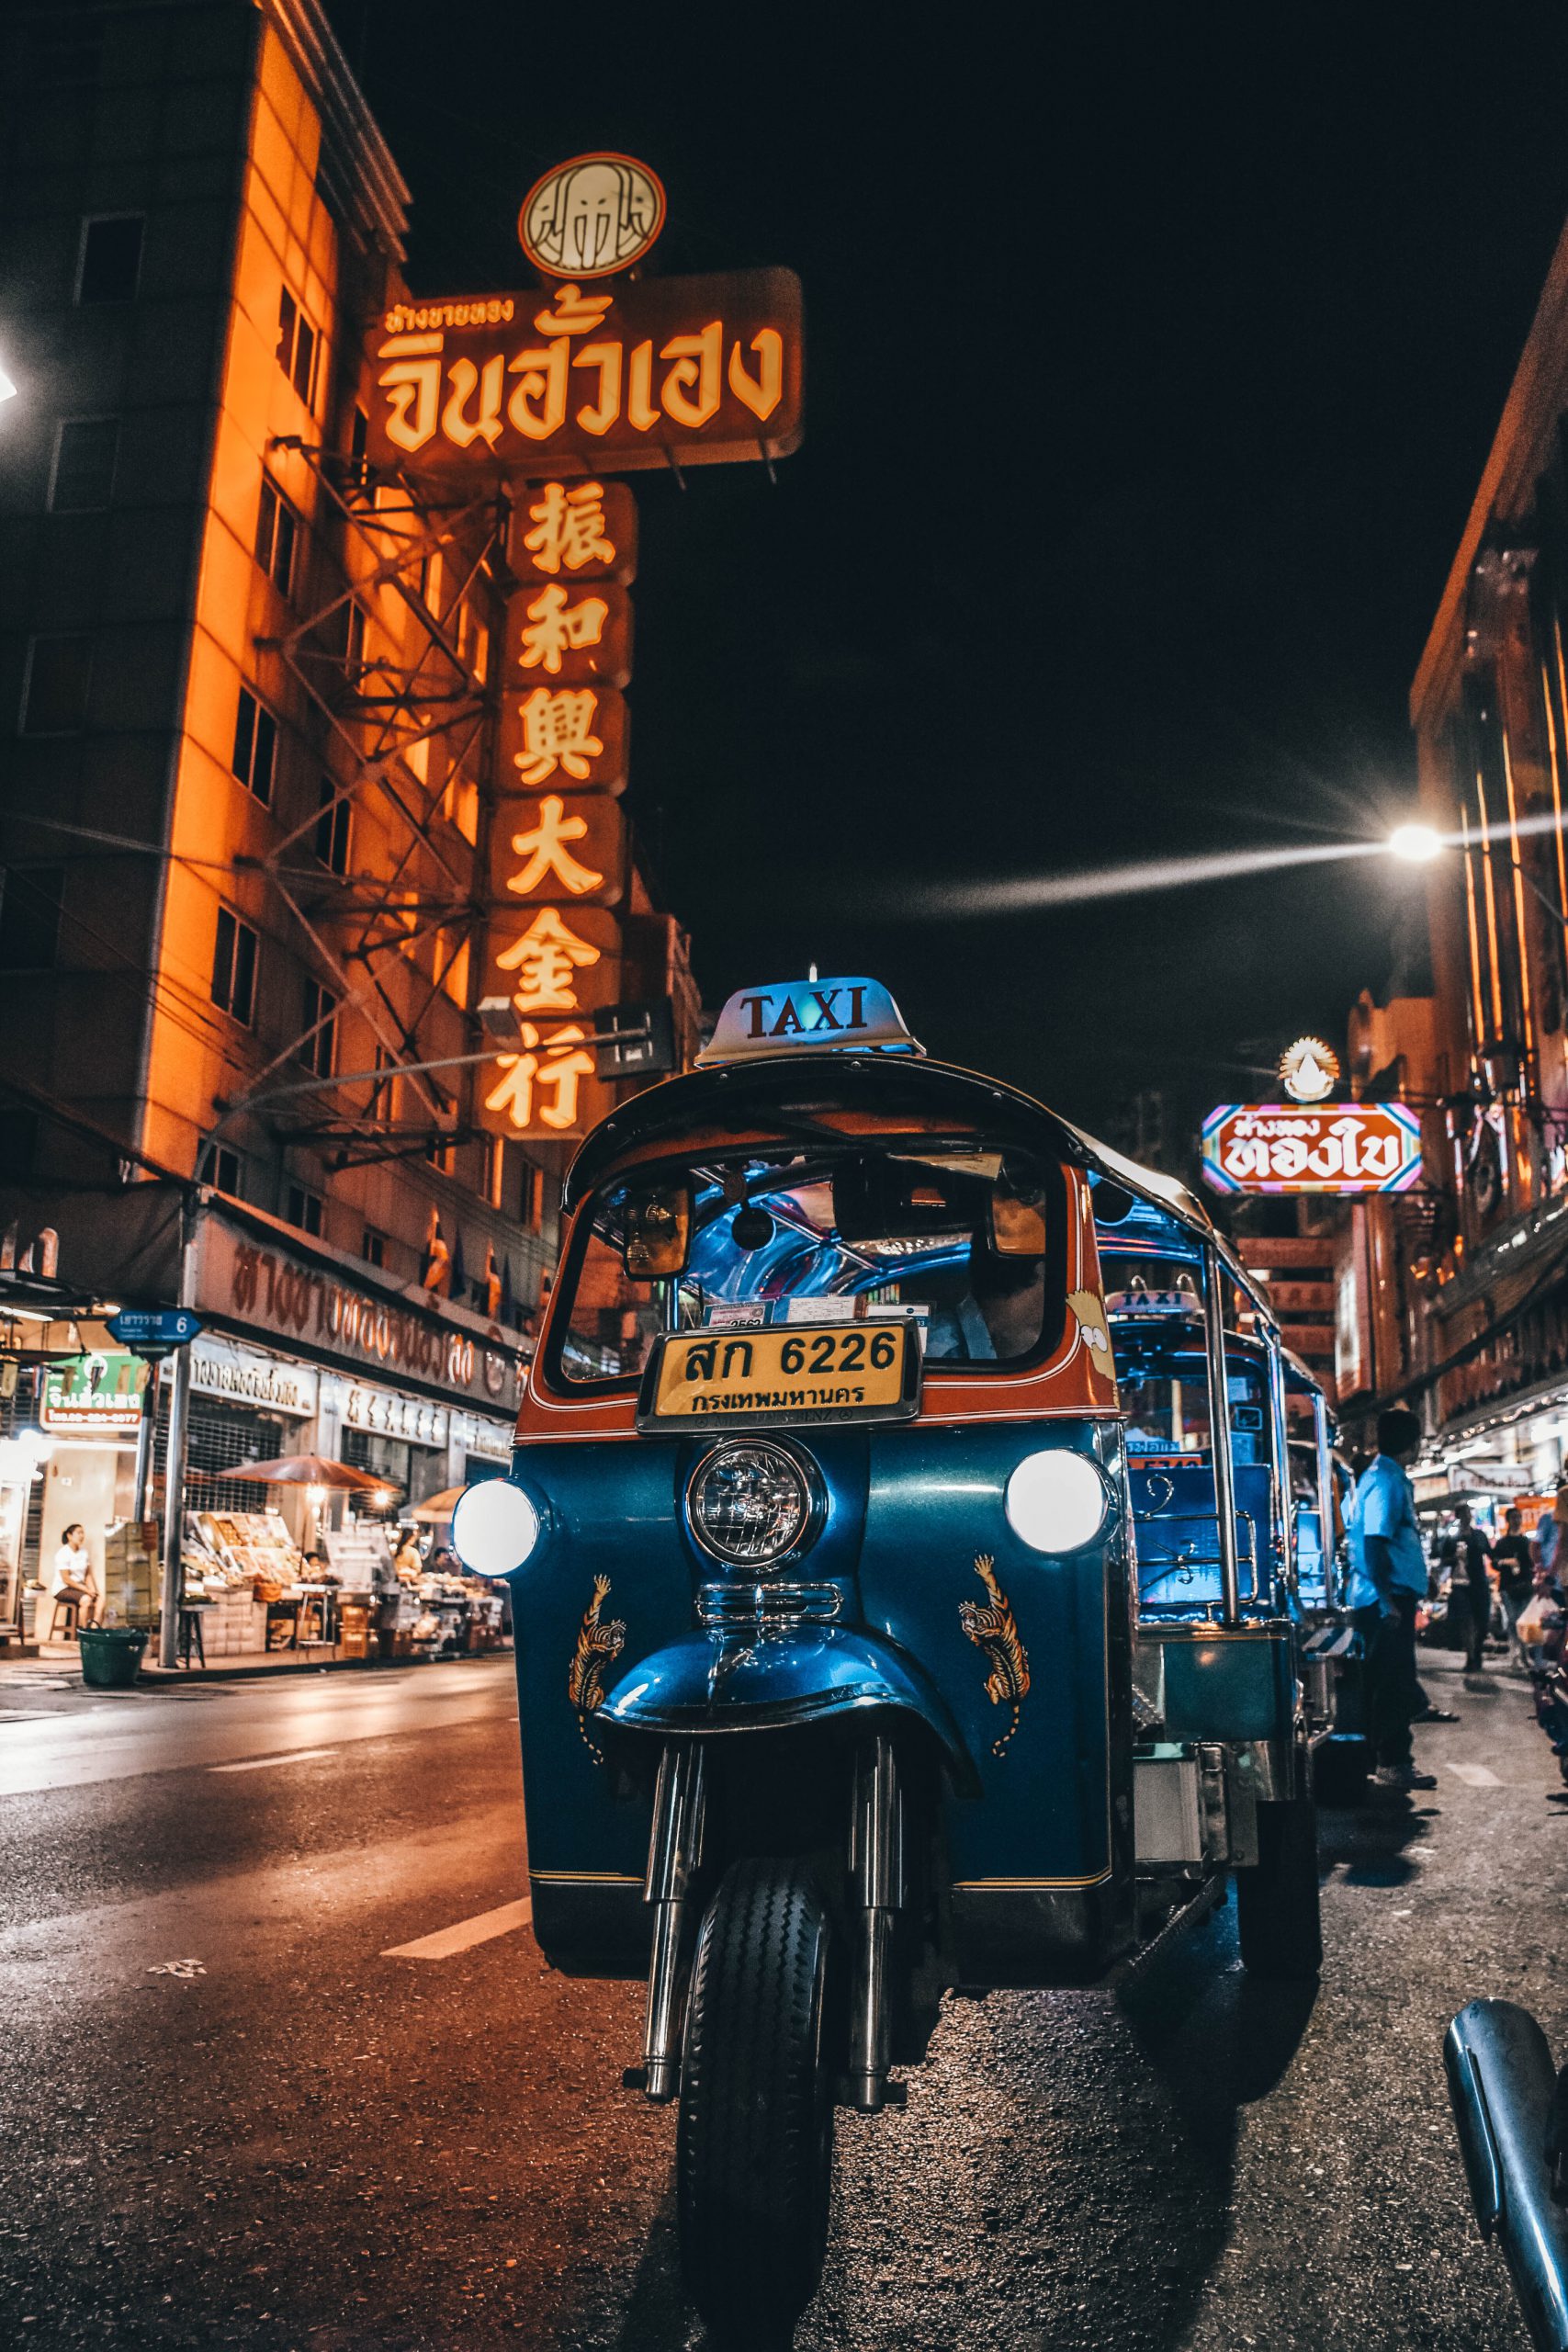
[168,1207,519,1668]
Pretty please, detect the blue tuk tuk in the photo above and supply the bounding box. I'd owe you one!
[452,977,1325,2336]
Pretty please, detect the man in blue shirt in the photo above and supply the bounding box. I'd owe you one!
[1346,1406,1436,1790]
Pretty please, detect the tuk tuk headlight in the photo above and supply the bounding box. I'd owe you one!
[686,1441,821,1569]
[451,1478,540,1577]
[1005,1450,1111,1554]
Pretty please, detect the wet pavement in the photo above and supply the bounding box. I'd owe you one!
[0,1644,1558,2348]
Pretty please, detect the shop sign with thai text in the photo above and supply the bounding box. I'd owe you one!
[1201,1103,1424,1195]
[369,269,803,478]
[40,1351,145,1434]
[189,1337,319,1418]
[193,1218,519,1409]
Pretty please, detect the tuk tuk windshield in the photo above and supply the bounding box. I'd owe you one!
[1115,1342,1270,1464]
[553,1141,1063,1386]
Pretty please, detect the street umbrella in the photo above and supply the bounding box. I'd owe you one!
[411,1486,465,1522]
[224,1453,387,1489]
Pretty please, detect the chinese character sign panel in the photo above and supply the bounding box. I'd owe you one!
[511,479,637,583]
[487,792,626,910]
[506,580,633,686]
[1201,1103,1424,1196]
[478,906,621,1140]
[369,269,804,477]
[498,681,628,793]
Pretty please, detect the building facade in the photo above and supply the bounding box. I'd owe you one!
[0,0,700,1637]
[1326,206,1568,1494]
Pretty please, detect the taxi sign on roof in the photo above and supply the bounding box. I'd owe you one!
[696,978,922,1066]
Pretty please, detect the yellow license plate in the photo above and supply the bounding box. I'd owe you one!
[638,1320,920,1430]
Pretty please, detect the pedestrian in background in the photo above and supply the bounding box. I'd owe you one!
[1346,1407,1437,1790]
[1495,1506,1536,1668]
[1451,1502,1495,1674]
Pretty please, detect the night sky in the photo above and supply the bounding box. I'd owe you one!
[333,3,1568,1173]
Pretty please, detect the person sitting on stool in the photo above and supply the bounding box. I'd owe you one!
[50,1522,99,1631]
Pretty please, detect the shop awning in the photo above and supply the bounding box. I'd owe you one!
[220,1453,386,1489]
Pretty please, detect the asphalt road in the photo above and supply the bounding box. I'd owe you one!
[0,1642,1558,2350]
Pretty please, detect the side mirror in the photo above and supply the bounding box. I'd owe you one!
[991,1156,1048,1256]
[622,1182,691,1279]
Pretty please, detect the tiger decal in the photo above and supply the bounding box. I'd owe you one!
[958,1553,1031,1758]
[568,1574,626,1763]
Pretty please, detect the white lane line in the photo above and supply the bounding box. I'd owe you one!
[1448,1761,1502,1786]
[381,1896,533,1961]
[209,1747,335,1775]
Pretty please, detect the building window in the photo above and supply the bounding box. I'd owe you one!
[426,1135,455,1174]
[211,907,257,1026]
[361,1227,386,1268]
[315,779,351,875]
[76,214,143,304]
[0,867,65,969]
[299,978,337,1077]
[276,285,319,409]
[231,686,276,805]
[20,635,93,735]
[348,402,369,484]
[50,418,119,512]
[254,478,297,596]
[344,600,367,676]
[286,1183,323,1237]
[197,1143,243,1197]
[521,1159,543,1232]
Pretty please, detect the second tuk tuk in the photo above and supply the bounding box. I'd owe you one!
[452,978,1327,2338]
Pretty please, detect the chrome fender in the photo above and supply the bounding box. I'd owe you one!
[1445,1999,1568,2352]
[597,1624,977,1792]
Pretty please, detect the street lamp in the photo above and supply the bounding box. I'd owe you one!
[1390,823,1444,863]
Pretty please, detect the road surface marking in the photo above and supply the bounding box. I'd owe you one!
[209,1747,335,1774]
[381,1896,533,1960]
[1448,1762,1502,1786]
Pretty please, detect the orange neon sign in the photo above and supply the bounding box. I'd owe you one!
[369,269,803,477]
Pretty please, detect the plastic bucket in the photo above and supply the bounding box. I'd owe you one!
[78,1627,149,1690]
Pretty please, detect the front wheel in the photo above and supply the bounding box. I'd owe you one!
[1235,1793,1323,1979]
[677,1857,836,2340]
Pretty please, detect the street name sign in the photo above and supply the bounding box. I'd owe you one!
[105,1307,204,1348]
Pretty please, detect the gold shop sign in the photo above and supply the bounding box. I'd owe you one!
[369,269,804,478]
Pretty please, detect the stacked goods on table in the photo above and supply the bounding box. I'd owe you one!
[185,1510,310,1657]
[100,1521,158,1627]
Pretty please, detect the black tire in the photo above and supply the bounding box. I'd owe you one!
[1236,1793,1323,1979]
[677,1857,835,2340]
[1312,1732,1371,1807]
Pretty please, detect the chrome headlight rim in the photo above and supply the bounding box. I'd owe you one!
[684,1437,827,1572]
[1004,1447,1114,1555]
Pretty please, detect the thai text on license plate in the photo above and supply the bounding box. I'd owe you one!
[638,1321,919,1430]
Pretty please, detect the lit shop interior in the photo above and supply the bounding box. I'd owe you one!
[1411,1391,1568,1544]
[0,1317,513,1665]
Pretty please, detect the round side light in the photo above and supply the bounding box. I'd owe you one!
[451,1478,540,1578]
[1004,1450,1111,1555]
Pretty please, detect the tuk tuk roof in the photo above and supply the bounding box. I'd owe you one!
[563,1049,1218,1246]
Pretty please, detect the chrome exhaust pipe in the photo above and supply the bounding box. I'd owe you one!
[1445,1999,1568,2352]
[848,1733,902,2113]
[639,1742,706,2102]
